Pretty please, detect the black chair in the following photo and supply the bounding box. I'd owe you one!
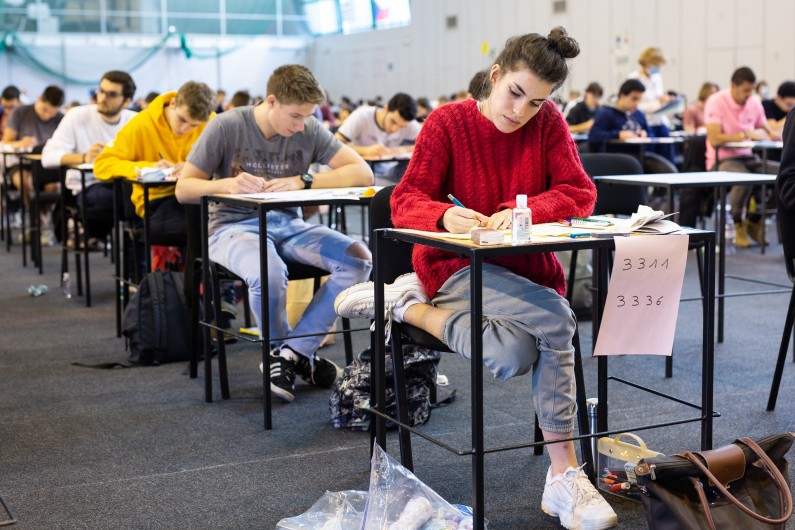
[114,179,187,337]
[368,185,592,472]
[59,168,113,307]
[766,209,795,411]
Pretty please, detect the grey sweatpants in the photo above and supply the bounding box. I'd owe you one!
[434,264,577,434]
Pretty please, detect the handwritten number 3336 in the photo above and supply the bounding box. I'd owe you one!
[616,295,664,307]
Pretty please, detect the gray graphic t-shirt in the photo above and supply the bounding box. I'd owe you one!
[187,105,341,233]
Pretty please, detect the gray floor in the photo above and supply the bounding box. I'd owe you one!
[1,217,794,529]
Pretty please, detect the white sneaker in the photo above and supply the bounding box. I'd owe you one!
[334,272,429,320]
[541,465,617,530]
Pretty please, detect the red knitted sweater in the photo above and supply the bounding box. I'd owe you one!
[391,98,596,298]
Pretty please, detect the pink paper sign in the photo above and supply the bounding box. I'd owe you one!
[594,235,689,356]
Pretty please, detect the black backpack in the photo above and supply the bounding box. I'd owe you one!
[122,270,192,365]
[329,345,442,431]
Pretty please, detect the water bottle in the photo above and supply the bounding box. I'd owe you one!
[724,213,736,256]
[62,272,72,299]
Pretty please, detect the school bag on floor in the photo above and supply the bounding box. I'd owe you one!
[122,270,192,365]
[329,345,443,431]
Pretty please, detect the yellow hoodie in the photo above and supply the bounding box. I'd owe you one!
[94,91,213,217]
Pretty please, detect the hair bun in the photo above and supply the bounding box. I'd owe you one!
[547,26,580,60]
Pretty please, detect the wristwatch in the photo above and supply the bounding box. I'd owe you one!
[300,173,314,189]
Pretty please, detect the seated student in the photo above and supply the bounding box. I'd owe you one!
[587,79,649,152]
[566,82,603,134]
[225,90,252,110]
[683,82,719,134]
[335,92,421,183]
[42,71,137,242]
[334,92,420,158]
[175,65,374,403]
[0,85,22,137]
[705,66,780,247]
[415,97,432,122]
[467,70,489,100]
[762,80,795,138]
[2,85,65,245]
[94,81,214,242]
[335,28,618,530]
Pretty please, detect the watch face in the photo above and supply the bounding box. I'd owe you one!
[302,173,314,188]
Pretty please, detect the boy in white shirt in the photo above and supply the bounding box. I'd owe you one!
[42,71,137,240]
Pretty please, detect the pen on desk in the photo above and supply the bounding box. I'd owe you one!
[447,194,466,208]
[591,232,630,238]
[569,233,590,239]
[565,217,613,225]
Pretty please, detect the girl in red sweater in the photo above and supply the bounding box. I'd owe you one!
[336,27,616,529]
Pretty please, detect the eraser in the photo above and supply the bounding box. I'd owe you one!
[471,229,503,245]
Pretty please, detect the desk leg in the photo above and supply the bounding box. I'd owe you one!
[259,206,272,430]
[470,255,485,530]
[717,186,726,344]
[373,231,387,450]
[595,246,609,435]
[702,234,716,450]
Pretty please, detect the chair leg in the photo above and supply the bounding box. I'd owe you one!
[391,328,414,471]
[189,260,202,379]
[209,263,230,400]
[342,317,353,365]
[767,287,795,411]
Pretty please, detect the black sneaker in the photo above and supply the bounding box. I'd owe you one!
[294,353,340,388]
[266,354,296,402]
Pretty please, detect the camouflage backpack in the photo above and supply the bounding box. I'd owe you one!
[329,345,441,431]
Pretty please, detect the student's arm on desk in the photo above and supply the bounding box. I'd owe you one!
[706,123,746,147]
[175,162,263,203]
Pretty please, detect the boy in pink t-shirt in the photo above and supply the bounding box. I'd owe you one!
[704,67,780,246]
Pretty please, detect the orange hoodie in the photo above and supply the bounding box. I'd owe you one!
[93,91,213,217]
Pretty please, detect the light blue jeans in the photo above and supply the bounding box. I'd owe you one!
[208,213,372,358]
[433,264,577,434]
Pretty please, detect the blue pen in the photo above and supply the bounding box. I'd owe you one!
[569,233,590,239]
[447,193,466,208]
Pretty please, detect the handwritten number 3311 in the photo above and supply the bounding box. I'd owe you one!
[622,257,669,271]
[617,295,663,307]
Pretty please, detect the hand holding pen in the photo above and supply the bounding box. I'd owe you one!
[444,194,489,233]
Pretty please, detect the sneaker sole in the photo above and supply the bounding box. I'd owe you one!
[334,273,428,319]
[541,501,617,530]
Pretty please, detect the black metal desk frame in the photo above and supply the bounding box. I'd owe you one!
[594,172,787,344]
[200,193,372,429]
[371,228,717,530]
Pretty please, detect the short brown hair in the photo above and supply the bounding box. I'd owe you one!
[266,65,325,105]
[174,81,215,122]
[638,47,666,68]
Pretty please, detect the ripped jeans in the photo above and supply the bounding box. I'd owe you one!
[434,264,577,434]
[208,212,372,357]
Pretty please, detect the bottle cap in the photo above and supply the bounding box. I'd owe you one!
[516,194,527,208]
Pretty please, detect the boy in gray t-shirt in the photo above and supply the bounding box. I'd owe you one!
[177,65,373,404]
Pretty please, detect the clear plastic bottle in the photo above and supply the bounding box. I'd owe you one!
[62,272,72,299]
[511,194,532,245]
[724,213,736,256]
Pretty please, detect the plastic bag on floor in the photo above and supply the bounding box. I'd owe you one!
[362,445,480,530]
[275,490,368,529]
[275,446,482,529]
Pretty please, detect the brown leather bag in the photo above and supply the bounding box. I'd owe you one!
[635,433,794,529]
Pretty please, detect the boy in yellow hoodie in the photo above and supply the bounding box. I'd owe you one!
[94,81,215,241]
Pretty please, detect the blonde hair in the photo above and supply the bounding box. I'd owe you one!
[638,47,666,68]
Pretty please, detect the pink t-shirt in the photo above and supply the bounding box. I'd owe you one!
[704,88,767,170]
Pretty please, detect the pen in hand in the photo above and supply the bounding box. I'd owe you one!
[447,194,466,208]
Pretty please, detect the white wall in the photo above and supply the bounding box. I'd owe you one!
[0,35,308,104]
[307,0,795,105]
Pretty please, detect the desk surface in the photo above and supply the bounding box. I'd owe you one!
[594,171,776,187]
[208,187,379,208]
[608,137,683,144]
[719,140,783,149]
